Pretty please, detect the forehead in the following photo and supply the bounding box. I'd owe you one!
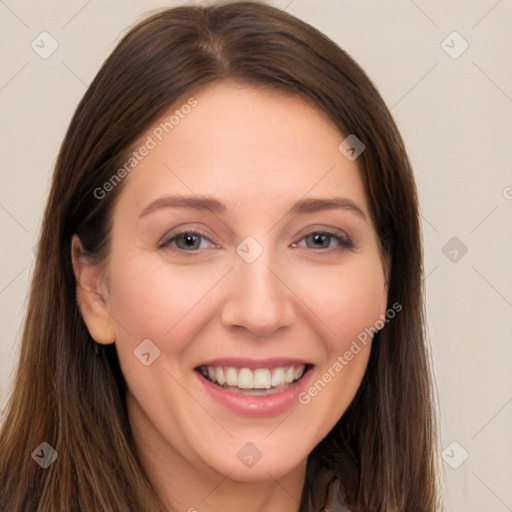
[117,82,369,215]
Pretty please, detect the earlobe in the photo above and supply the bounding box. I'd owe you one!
[71,234,116,345]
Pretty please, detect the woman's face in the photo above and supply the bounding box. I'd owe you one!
[82,83,387,483]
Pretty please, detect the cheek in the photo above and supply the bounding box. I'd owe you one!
[296,260,383,432]
[107,244,385,367]
[296,254,385,350]
[106,253,226,354]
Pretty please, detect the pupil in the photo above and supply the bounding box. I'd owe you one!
[184,234,198,248]
[312,234,327,248]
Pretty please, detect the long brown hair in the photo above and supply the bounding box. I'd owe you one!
[0,1,440,510]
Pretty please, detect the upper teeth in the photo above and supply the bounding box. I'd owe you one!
[202,365,306,389]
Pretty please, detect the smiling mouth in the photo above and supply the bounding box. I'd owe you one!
[196,364,313,396]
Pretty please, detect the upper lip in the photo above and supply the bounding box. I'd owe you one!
[195,357,313,370]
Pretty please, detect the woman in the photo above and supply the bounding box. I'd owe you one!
[0,1,440,510]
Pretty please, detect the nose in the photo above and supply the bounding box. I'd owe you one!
[220,247,296,338]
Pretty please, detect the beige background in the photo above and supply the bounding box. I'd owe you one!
[1,1,511,510]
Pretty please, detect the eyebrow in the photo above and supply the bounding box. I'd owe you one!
[139,194,367,222]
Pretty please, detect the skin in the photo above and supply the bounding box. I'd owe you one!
[72,82,388,512]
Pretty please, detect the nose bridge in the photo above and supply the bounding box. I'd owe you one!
[221,236,296,336]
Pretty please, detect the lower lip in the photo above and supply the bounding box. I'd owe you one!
[196,368,313,418]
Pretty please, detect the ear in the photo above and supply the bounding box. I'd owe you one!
[71,234,116,345]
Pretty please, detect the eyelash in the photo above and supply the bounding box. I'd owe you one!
[160,228,354,255]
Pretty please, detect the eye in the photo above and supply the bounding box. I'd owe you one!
[293,230,354,251]
[160,228,354,254]
[160,230,215,252]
